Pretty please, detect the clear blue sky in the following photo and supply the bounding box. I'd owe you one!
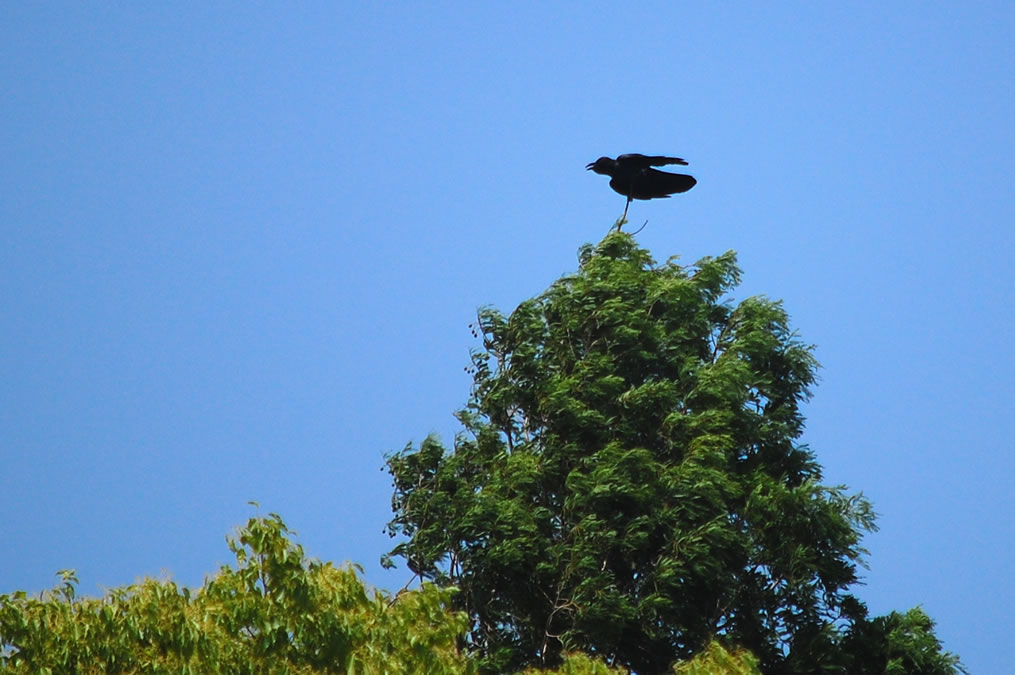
[2,3,1012,671]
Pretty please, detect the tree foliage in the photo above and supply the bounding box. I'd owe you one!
[0,514,470,674]
[839,605,964,674]
[385,233,963,673]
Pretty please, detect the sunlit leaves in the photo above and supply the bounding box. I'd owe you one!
[0,515,471,674]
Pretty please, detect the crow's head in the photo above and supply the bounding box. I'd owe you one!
[586,157,614,174]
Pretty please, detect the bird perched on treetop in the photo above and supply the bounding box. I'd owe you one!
[586,153,697,223]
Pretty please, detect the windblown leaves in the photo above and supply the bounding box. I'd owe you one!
[385,232,962,673]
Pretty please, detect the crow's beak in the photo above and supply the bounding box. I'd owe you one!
[585,162,595,170]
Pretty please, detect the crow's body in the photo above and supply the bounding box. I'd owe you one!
[586,153,696,221]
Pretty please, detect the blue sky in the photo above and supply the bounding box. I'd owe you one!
[2,3,1012,671]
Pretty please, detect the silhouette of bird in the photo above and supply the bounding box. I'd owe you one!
[586,154,697,222]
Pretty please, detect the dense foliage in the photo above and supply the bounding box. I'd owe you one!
[0,514,469,674]
[385,233,963,673]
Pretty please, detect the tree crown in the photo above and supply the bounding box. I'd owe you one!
[385,233,961,674]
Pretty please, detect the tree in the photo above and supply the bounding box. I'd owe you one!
[0,513,471,674]
[384,232,963,673]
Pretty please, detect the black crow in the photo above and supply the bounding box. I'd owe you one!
[586,153,697,222]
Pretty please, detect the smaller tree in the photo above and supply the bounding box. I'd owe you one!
[0,514,470,674]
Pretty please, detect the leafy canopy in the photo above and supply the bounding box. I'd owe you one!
[0,513,469,674]
[385,233,962,674]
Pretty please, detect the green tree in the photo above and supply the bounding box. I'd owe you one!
[384,233,963,673]
[0,514,471,674]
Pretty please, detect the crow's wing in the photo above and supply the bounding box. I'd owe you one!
[617,153,689,168]
[627,168,697,199]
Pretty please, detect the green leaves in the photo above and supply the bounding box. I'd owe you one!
[384,232,962,673]
[0,515,472,674]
